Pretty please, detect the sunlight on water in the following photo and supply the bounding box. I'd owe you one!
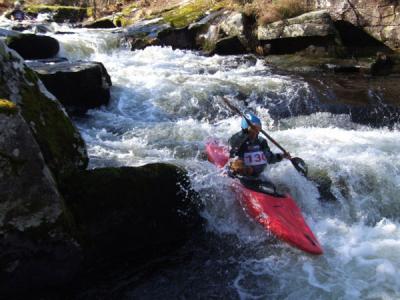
[48,32,400,298]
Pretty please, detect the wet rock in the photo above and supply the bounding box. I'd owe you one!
[157,26,197,49]
[27,60,112,114]
[129,36,159,50]
[264,54,368,73]
[83,17,116,29]
[257,10,342,56]
[371,52,394,76]
[193,10,253,54]
[60,164,202,264]
[213,36,247,55]
[0,100,82,297]
[5,33,59,60]
[125,19,170,50]
[0,40,88,180]
[304,73,400,127]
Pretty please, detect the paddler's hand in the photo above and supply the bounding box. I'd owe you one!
[230,159,253,176]
[282,152,291,160]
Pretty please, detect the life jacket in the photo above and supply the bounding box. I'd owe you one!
[229,131,269,176]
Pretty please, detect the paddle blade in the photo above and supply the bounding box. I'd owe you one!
[291,157,308,176]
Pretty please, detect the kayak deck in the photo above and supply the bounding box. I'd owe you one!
[205,138,323,255]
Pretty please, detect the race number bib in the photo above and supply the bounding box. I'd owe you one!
[243,151,267,166]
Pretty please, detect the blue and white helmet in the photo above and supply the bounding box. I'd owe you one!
[241,113,261,129]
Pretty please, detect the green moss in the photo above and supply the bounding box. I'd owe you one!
[162,0,225,28]
[113,15,131,27]
[121,3,138,16]
[19,71,88,180]
[0,98,18,115]
[87,7,94,18]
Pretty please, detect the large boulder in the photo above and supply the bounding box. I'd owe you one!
[0,40,88,180]
[5,33,60,60]
[0,99,82,296]
[311,0,400,52]
[157,26,197,49]
[257,10,343,55]
[194,10,252,54]
[27,60,112,114]
[60,164,202,264]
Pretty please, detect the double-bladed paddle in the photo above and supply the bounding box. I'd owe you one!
[220,96,308,177]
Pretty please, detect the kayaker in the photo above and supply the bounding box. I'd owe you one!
[228,113,290,177]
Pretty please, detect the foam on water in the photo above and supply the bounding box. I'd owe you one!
[46,32,400,298]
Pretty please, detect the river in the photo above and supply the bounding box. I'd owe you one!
[44,26,400,299]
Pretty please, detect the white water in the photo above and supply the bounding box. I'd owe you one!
[52,28,400,299]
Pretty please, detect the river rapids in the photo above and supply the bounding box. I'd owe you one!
[42,26,400,299]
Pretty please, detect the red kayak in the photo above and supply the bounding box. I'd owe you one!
[205,138,323,255]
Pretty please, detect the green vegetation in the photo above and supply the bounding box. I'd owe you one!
[18,67,88,180]
[162,0,225,28]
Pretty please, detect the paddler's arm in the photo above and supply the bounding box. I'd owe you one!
[261,139,289,164]
[228,132,254,176]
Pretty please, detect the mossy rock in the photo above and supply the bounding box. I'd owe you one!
[25,5,89,23]
[162,0,226,28]
[113,15,129,27]
[60,163,202,263]
[0,98,18,115]
[0,41,88,180]
[19,68,88,178]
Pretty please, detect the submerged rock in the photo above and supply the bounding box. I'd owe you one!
[27,60,112,114]
[60,164,202,264]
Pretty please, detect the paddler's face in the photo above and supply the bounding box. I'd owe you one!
[248,125,261,139]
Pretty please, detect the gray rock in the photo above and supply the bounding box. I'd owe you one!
[257,10,342,55]
[27,60,112,114]
[5,33,60,60]
[0,40,88,179]
[258,10,337,40]
[0,102,82,296]
[310,0,400,51]
[220,12,245,37]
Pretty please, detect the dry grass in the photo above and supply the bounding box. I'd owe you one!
[234,0,309,25]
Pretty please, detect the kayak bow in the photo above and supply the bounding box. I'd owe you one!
[205,138,323,255]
